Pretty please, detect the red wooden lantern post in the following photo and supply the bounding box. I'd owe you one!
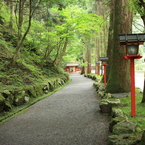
[119,33,145,116]
[99,57,108,86]
[102,63,108,86]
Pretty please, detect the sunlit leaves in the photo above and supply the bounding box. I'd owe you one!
[52,5,104,38]
[130,0,145,16]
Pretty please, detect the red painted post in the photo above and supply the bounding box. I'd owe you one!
[102,64,108,86]
[130,58,136,116]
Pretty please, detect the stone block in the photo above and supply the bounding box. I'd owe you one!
[99,99,120,113]
[33,84,43,96]
[108,134,140,145]
[26,85,37,98]
[140,130,145,145]
[109,116,126,132]
[4,101,12,111]
[2,90,14,105]
[102,93,114,99]
[0,93,5,111]
[24,96,30,103]
[93,82,100,91]
[14,91,26,106]
[113,119,137,135]
[111,108,124,118]
[98,84,105,92]
[43,83,49,94]
[98,91,105,98]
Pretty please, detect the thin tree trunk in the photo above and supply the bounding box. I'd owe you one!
[86,47,92,74]
[9,0,41,67]
[54,37,68,65]
[9,0,14,34]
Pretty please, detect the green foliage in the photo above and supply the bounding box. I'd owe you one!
[57,5,103,37]
[0,2,10,24]
[117,91,145,130]
[131,0,145,16]
[81,62,88,67]
[0,0,105,90]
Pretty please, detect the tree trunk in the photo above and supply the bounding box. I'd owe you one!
[9,0,14,34]
[106,0,114,81]
[9,0,41,67]
[9,0,29,66]
[106,0,133,93]
[55,37,68,66]
[94,0,108,75]
[84,46,92,74]
[81,59,85,75]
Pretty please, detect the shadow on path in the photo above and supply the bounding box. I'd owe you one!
[0,73,110,145]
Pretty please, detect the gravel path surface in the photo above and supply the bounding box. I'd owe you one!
[0,73,110,145]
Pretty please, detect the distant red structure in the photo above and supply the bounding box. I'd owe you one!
[64,62,81,73]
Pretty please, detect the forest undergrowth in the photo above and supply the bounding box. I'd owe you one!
[0,31,66,92]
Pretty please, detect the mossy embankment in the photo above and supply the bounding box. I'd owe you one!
[0,29,70,123]
[0,73,70,124]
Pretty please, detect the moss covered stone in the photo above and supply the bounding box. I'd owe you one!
[0,74,70,112]
[140,130,145,145]
[93,82,101,91]
[2,90,11,97]
[43,83,50,94]
[101,93,114,99]
[26,85,37,98]
[113,120,137,135]
[109,116,126,132]
[4,101,12,111]
[24,96,30,103]
[33,84,43,96]
[2,90,14,105]
[108,134,140,145]
[14,91,27,106]
[111,107,124,118]
[99,99,120,113]
[98,84,105,92]
[0,93,5,111]
[48,81,55,91]
[98,91,105,98]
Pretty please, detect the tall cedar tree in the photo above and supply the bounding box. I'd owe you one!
[135,0,145,103]
[106,0,133,93]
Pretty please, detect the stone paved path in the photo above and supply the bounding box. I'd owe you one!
[0,74,109,145]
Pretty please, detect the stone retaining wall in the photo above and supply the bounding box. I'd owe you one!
[85,74,143,145]
[0,74,70,113]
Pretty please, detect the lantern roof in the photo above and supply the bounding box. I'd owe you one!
[99,57,108,61]
[119,33,145,45]
[66,62,79,67]
[96,61,100,63]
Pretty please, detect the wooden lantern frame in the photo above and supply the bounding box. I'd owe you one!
[119,33,145,116]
